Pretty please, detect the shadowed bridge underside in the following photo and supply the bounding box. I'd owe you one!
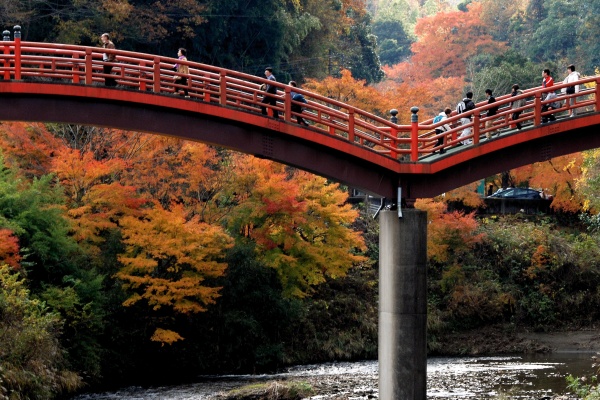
[2,83,600,200]
[1,40,600,199]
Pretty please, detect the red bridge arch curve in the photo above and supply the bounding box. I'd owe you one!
[1,40,600,200]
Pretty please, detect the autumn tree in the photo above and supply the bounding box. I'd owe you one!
[116,203,233,343]
[415,198,485,264]
[511,154,585,213]
[119,136,219,209]
[578,149,600,215]
[224,155,367,298]
[0,229,21,269]
[0,122,63,178]
[304,69,393,117]
[400,2,506,81]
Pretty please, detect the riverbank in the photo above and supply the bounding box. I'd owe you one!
[436,326,600,355]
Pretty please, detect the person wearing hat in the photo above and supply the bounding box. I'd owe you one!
[261,67,279,119]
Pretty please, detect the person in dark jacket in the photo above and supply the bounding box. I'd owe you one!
[261,67,279,119]
[484,89,499,139]
[289,81,308,126]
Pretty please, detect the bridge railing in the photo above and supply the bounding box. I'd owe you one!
[1,40,412,157]
[418,77,600,156]
[1,39,599,163]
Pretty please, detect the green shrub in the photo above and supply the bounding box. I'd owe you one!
[0,265,82,399]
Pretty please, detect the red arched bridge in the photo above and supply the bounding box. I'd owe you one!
[1,38,600,201]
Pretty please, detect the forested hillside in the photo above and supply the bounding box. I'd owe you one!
[2,0,600,398]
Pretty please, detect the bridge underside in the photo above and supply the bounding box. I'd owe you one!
[1,88,600,200]
[0,90,401,198]
[418,117,600,198]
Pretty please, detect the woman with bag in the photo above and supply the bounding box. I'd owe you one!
[562,64,580,117]
[173,48,190,97]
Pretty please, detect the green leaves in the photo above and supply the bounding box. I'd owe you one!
[0,264,83,397]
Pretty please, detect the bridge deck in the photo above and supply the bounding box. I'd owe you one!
[1,39,600,199]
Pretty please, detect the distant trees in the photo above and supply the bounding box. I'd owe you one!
[6,0,383,83]
[372,19,413,66]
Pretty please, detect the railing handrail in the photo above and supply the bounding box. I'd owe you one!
[1,41,599,162]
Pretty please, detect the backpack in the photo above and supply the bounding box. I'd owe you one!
[457,98,474,114]
[513,90,526,108]
[433,114,444,124]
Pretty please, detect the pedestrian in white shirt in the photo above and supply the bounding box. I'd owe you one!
[562,64,581,117]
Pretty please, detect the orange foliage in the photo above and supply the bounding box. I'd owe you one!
[512,154,585,213]
[0,122,63,177]
[415,198,485,263]
[440,182,485,209]
[304,69,393,117]
[0,229,21,269]
[117,203,232,314]
[226,155,367,297]
[378,73,465,121]
[525,244,550,280]
[150,328,184,346]
[67,183,147,251]
[402,2,505,81]
[52,146,126,205]
[120,136,219,212]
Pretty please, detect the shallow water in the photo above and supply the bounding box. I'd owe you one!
[73,352,597,399]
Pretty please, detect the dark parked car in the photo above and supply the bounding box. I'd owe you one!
[488,187,551,200]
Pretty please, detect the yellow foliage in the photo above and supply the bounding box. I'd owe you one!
[150,328,184,345]
[116,202,232,314]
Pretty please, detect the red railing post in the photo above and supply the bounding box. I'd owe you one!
[472,112,480,144]
[284,86,292,122]
[72,52,80,84]
[2,30,10,80]
[203,73,211,102]
[219,71,227,106]
[13,25,21,80]
[348,109,355,143]
[85,48,93,85]
[139,61,147,91]
[596,78,600,112]
[411,106,419,162]
[534,92,542,125]
[390,109,398,159]
[153,57,161,93]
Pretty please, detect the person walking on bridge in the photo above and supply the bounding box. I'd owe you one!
[261,67,279,119]
[562,64,581,117]
[542,69,554,89]
[173,48,190,97]
[483,89,499,139]
[289,81,308,126]
[510,84,524,130]
[100,33,117,87]
[434,108,452,154]
[456,91,475,145]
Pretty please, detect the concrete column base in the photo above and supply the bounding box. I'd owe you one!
[378,209,427,400]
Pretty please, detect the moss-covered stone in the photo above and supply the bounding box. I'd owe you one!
[215,380,313,400]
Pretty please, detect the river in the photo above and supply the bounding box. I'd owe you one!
[73,352,596,399]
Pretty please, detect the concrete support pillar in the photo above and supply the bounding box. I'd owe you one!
[379,208,427,400]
